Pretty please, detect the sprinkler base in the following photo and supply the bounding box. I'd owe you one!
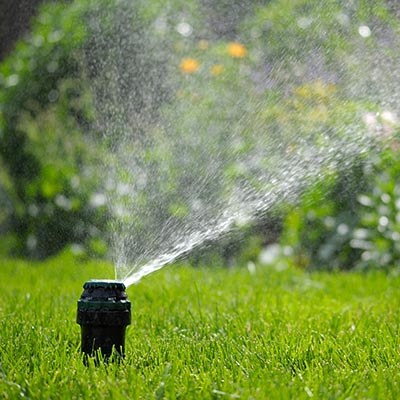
[77,280,131,361]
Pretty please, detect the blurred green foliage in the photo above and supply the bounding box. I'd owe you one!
[280,160,367,271]
[280,132,400,272]
[0,0,178,258]
[352,137,400,270]
[0,0,399,273]
[0,1,104,258]
[356,135,400,269]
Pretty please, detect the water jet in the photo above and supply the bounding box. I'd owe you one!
[81,0,400,287]
[77,280,131,360]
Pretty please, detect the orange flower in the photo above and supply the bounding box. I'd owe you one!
[180,58,200,74]
[227,42,247,58]
[210,64,224,76]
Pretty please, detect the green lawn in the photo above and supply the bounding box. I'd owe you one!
[0,254,399,399]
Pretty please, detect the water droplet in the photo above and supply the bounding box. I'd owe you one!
[70,176,80,189]
[336,13,350,26]
[297,17,313,29]
[55,194,72,210]
[47,61,59,73]
[381,193,391,204]
[48,30,63,43]
[176,22,193,37]
[33,35,44,47]
[259,244,281,265]
[358,194,373,206]
[5,74,19,87]
[90,193,107,208]
[28,204,39,217]
[379,216,389,227]
[247,261,256,275]
[48,89,59,102]
[381,110,397,125]
[358,25,371,38]
[27,235,37,250]
[337,223,349,235]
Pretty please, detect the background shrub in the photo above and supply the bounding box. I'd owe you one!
[280,129,400,272]
[0,1,98,258]
[1,0,399,274]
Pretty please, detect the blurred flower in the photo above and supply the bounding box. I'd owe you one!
[198,40,209,50]
[362,112,377,127]
[176,22,193,37]
[362,110,399,138]
[381,110,398,125]
[227,42,247,58]
[210,64,224,76]
[180,58,200,74]
[293,80,336,99]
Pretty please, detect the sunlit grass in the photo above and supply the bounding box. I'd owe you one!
[0,253,399,399]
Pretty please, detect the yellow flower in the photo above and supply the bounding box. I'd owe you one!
[210,64,224,76]
[180,58,200,74]
[198,40,209,50]
[227,42,247,58]
[293,80,337,100]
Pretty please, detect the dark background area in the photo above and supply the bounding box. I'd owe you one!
[0,0,45,60]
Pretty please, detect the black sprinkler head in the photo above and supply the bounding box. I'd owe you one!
[77,280,131,360]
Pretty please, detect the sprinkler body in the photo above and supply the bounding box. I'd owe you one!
[77,280,131,360]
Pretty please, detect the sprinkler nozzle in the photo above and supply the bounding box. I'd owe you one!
[77,280,131,360]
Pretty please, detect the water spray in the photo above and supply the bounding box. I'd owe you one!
[77,280,131,360]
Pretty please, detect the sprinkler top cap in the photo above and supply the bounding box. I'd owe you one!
[77,279,131,319]
[83,280,126,291]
